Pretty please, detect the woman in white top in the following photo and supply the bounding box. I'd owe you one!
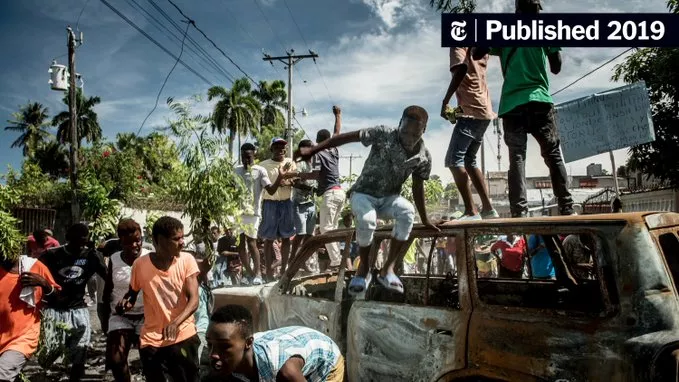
[103,219,148,382]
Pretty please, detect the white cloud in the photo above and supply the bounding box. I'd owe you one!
[289,0,667,182]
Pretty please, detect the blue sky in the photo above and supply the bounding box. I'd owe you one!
[0,0,671,184]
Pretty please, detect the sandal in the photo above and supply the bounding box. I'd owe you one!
[348,273,372,296]
[377,272,404,294]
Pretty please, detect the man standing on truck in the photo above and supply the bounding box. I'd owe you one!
[294,105,440,295]
[472,0,575,218]
[441,44,499,221]
[203,304,344,382]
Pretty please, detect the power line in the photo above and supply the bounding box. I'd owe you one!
[281,0,335,105]
[551,48,634,97]
[75,0,93,31]
[144,0,235,83]
[124,0,232,84]
[292,115,312,141]
[138,21,191,135]
[165,0,258,85]
[98,0,213,86]
[252,0,287,52]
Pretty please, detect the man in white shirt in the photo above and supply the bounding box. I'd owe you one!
[102,219,149,382]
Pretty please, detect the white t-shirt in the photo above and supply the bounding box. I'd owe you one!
[235,164,272,216]
[109,248,149,314]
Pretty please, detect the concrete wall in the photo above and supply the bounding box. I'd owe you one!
[621,189,678,213]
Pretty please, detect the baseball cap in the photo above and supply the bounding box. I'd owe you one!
[270,137,288,147]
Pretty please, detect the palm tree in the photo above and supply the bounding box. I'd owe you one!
[32,140,69,179]
[251,80,287,129]
[4,102,52,158]
[207,78,262,156]
[52,88,103,147]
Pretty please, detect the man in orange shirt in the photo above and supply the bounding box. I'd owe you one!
[117,216,200,382]
[0,253,60,381]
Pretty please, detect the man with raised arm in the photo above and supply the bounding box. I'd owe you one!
[295,106,440,295]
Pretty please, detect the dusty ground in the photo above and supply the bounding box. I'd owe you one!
[22,303,212,381]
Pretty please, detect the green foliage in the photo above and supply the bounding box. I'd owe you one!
[144,212,161,241]
[208,78,262,156]
[251,80,287,129]
[165,96,246,263]
[400,176,446,207]
[2,162,70,208]
[79,171,123,241]
[4,102,53,158]
[36,312,73,369]
[80,143,144,202]
[30,140,69,179]
[444,182,459,201]
[0,210,24,262]
[612,45,679,187]
[52,88,102,146]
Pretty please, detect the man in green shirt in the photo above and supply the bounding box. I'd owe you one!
[472,0,574,217]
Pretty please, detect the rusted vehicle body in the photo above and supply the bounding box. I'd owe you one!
[212,212,679,381]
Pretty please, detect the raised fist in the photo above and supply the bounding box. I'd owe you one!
[332,105,341,115]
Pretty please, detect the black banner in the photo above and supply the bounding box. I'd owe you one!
[441,13,679,47]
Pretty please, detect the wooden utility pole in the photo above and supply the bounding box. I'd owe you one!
[340,154,362,187]
[67,26,80,224]
[263,49,318,159]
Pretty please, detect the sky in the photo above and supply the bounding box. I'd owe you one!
[0,0,671,186]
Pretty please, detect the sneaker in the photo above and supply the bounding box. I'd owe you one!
[511,211,528,218]
[458,214,482,221]
[480,209,500,219]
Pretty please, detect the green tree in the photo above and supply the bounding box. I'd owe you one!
[2,162,69,208]
[164,96,246,263]
[612,20,679,187]
[444,182,460,202]
[52,88,103,146]
[5,102,52,158]
[251,80,287,128]
[400,176,446,208]
[115,132,186,187]
[32,140,70,179]
[208,78,262,157]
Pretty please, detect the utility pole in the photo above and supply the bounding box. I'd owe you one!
[263,49,318,159]
[340,154,362,186]
[67,26,80,224]
[494,118,502,172]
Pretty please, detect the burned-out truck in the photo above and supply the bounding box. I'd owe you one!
[213,212,679,381]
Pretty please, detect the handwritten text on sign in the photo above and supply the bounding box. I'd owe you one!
[554,81,655,163]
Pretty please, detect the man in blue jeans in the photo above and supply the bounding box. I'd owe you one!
[473,0,574,218]
[295,106,439,295]
[442,45,499,221]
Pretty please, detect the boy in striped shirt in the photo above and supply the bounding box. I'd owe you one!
[204,305,344,382]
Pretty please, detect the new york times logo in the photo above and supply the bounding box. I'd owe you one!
[441,13,678,47]
[450,21,467,41]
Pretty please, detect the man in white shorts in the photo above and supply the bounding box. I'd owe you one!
[234,143,293,285]
[103,219,149,382]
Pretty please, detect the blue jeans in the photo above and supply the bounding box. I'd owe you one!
[350,192,415,247]
[445,117,491,168]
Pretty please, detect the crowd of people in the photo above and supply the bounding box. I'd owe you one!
[0,0,591,380]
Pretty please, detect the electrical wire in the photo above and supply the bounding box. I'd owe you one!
[75,0,93,31]
[144,0,235,83]
[124,0,231,84]
[98,0,213,86]
[252,0,288,52]
[165,0,258,85]
[281,0,335,105]
[293,115,313,141]
[551,48,634,97]
[137,21,191,135]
